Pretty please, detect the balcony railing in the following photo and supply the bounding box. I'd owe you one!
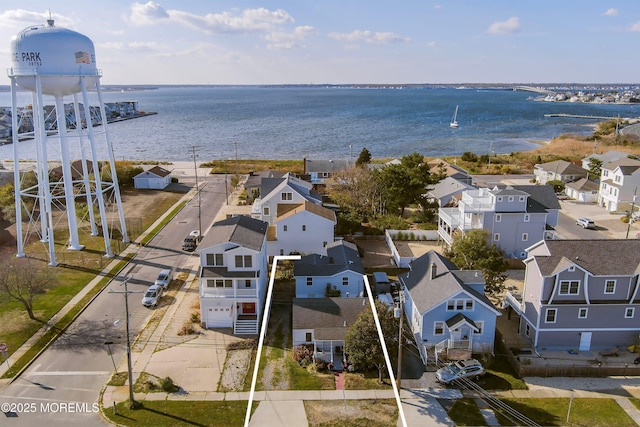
[202,288,258,298]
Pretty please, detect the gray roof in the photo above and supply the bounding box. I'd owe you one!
[398,250,497,315]
[244,170,285,191]
[429,176,475,200]
[260,174,322,204]
[565,178,599,192]
[603,157,640,172]
[533,239,640,277]
[198,215,267,252]
[536,160,586,176]
[294,240,364,276]
[583,150,629,164]
[304,159,350,173]
[511,185,562,210]
[292,298,369,340]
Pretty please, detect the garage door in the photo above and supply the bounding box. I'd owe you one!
[205,304,233,328]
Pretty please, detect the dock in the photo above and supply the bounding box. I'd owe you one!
[544,113,619,120]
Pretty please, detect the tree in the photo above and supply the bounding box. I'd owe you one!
[587,158,603,181]
[355,147,372,168]
[546,179,565,193]
[344,300,398,383]
[445,229,508,296]
[325,166,380,220]
[0,256,55,322]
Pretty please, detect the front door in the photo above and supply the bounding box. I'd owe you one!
[579,332,592,351]
[242,302,256,314]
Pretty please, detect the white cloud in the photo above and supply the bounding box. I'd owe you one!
[0,9,75,29]
[98,40,164,53]
[427,41,437,47]
[630,21,640,32]
[433,4,442,10]
[603,8,619,17]
[487,17,520,35]
[126,3,294,34]
[328,30,411,44]
[264,26,315,49]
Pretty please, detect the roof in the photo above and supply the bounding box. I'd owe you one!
[603,157,640,172]
[398,250,498,315]
[511,185,562,210]
[294,240,364,276]
[373,272,390,284]
[198,215,268,252]
[429,176,475,200]
[582,150,629,164]
[244,170,285,190]
[292,297,368,340]
[276,201,337,223]
[531,239,640,277]
[304,158,350,173]
[565,178,599,192]
[535,160,586,176]
[147,165,172,178]
[260,173,322,204]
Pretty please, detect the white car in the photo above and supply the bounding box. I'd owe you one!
[576,218,595,229]
[436,359,486,385]
[142,285,163,307]
[154,269,172,289]
[189,229,201,238]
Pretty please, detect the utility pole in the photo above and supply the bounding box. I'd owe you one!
[395,284,404,389]
[224,158,229,205]
[626,187,637,239]
[109,275,141,409]
[192,146,202,237]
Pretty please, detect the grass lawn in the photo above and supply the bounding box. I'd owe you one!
[286,358,335,390]
[103,400,257,427]
[304,399,397,427]
[444,398,487,426]
[345,370,393,390]
[630,397,640,411]
[481,354,528,390]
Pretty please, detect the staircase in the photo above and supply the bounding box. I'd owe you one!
[234,319,258,335]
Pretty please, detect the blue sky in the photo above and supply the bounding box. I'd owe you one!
[1,1,638,85]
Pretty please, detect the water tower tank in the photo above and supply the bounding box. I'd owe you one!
[10,20,99,96]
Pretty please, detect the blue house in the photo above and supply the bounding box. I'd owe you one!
[294,240,365,298]
[399,250,501,365]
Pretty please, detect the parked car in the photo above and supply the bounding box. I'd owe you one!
[154,269,172,289]
[576,218,595,229]
[142,285,163,307]
[436,359,486,385]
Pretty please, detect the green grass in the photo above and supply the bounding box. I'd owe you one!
[103,400,257,427]
[496,398,638,427]
[344,370,393,390]
[630,397,640,411]
[286,358,335,390]
[201,159,304,175]
[481,354,528,390]
[445,398,487,426]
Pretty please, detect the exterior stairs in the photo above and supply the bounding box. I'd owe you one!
[234,319,258,335]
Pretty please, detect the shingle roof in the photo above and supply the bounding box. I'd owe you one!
[512,185,562,210]
[293,240,364,276]
[198,215,267,252]
[292,298,369,340]
[565,178,599,192]
[147,165,171,178]
[536,160,586,175]
[304,159,350,173]
[533,239,640,276]
[276,201,336,223]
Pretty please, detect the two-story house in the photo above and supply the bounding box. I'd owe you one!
[303,158,350,185]
[294,240,365,298]
[438,185,560,259]
[505,239,640,352]
[399,250,501,365]
[197,215,269,335]
[534,160,587,185]
[597,158,640,212]
[267,201,336,257]
[251,173,323,225]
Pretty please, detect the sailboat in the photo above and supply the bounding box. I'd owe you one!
[450,105,459,128]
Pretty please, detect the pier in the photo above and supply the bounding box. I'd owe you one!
[544,113,619,120]
[514,85,555,95]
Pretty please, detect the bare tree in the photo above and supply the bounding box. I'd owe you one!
[0,256,54,322]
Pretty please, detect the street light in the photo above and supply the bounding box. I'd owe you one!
[395,283,404,389]
[626,187,637,239]
[104,341,117,373]
[192,146,202,237]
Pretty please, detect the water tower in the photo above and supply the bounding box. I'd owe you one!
[8,18,128,266]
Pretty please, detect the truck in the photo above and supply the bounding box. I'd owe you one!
[182,235,198,252]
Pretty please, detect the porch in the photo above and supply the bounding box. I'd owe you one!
[314,339,345,370]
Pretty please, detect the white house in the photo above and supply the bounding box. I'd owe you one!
[534,160,587,185]
[597,158,640,212]
[564,178,599,203]
[251,173,323,225]
[133,165,172,189]
[303,158,350,185]
[294,240,365,298]
[197,215,269,335]
[267,201,336,257]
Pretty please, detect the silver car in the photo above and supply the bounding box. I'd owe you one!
[154,269,172,289]
[142,285,163,308]
[436,359,486,385]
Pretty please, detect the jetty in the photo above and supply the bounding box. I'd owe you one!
[544,113,619,120]
[514,85,555,95]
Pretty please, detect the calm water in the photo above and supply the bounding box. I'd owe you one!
[1,86,639,162]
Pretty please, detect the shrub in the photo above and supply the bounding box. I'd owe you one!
[293,344,314,366]
[461,151,478,162]
[227,338,257,351]
[315,360,328,371]
[178,321,194,336]
[159,376,178,393]
[325,284,341,297]
[190,311,201,323]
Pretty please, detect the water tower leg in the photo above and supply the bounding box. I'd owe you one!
[10,78,25,258]
[54,95,83,251]
[72,93,98,236]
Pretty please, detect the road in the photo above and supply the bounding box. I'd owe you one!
[0,168,227,426]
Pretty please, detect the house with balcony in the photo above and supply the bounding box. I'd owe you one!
[267,201,336,257]
[251,173,323,225]
[504,239,640,352]
[427,176,475,208]
[597,158,640,212]
[302,158,350,185]
[294,240,365,298]
[534,160,587,185]
[292,297,368,369]
[438,185,560,259]
[398,250,500,365]
[197,215,268,335]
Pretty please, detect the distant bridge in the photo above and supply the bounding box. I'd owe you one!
[513,86,556,95]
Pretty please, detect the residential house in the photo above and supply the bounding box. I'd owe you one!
[504,239,640,351]
[564,178,599,203]
[597,158,640,212]
[197,215,269,335]
[581,150,630,172]
[292,297,368,368]
[428,176,476,208]
[398,250,500,364]
[438,185,560,259]
[244,170,285,203]
[294,240,365,298]
[133,165,172,189]
[267,201,336,257]
[534,160,587,185]
[251,173,323,225]
[303,158,350,185]
[427,158,473,185]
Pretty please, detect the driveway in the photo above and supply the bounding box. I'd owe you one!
[556,200,637,239]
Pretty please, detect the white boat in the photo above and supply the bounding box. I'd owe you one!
[450,105,459,128]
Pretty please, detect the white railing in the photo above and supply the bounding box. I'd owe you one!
[202,288,258,298]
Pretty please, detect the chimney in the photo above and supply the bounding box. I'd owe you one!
[303,156,307,174]
[430,262,437,280]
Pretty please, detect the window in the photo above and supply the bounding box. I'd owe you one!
[519,196,525,202]
[208,279,232,288]
[263,206,270,216]
[494,233,500,241]
[302,225,306,231]
[434,322,445,335]
[456,300,464,310]
[244,279,252,288]
[342,277,349,286]
[235,255,252,268]
[559,280,579,295]
[614,175,621,183]
[323,241,328,247]
[306,277,312,286]
[568,266,575,272]
[206,253,224,266]
[524,213,530,222]
[605,280,616,294]
[545,308,557,323]
[465,300,474,310]
[578,308,588,319]
[625,307,635,318]
[525,324,530,337]
[508,196,514,202]
[495,214,502,222]
[281,192,292,201]
[522,233,528,242]
[497,196,503,202]
[283,225,288,232]
[305,332,312,342]
[474,321,484,335]
[447,301,455,311]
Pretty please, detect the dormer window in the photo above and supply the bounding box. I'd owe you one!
[281,192,292,201]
